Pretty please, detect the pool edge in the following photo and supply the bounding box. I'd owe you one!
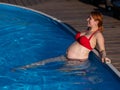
[92,49,120,78]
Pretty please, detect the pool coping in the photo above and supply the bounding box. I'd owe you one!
[0,2,120,78]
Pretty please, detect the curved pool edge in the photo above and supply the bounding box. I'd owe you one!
[0,2,120,78]
[92,49,120,78]
[0,2,61,21]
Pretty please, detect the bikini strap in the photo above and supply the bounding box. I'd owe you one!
[89,30,99,40]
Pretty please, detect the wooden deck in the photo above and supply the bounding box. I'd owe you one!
[0,0,120,71]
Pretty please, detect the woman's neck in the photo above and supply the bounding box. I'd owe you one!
[89,27,99,32]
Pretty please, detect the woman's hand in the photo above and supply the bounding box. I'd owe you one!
[100,50,111,64]
[102,57,111,64]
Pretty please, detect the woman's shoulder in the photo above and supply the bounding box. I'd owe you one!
[96,31,103,35]
[95,31,104,38]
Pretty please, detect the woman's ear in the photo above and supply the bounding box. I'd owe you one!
[95,20,99,26]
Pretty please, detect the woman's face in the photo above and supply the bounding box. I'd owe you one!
[87,15,97,28]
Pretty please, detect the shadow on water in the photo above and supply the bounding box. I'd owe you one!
[63,23,78,32]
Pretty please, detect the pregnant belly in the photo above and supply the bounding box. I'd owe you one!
[66,42,90,59]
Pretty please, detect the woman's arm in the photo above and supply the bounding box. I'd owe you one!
[96,32,107,63]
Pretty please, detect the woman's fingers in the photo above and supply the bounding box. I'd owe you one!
[105,57,111,64]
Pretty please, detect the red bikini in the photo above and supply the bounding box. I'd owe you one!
[75,30,98,50]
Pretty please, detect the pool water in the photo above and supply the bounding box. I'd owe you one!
[0,3,120,90]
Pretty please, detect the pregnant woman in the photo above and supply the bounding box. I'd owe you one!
[13,11,111,71]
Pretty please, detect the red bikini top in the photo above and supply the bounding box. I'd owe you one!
[75,30,98,50]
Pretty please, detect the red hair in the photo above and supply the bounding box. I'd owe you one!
[91,11,103,32]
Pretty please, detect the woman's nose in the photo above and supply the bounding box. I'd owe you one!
[87,18,89,21]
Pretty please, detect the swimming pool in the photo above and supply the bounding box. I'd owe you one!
[0,3,120,90]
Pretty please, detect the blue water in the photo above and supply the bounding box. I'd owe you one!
[0,4,120,90]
